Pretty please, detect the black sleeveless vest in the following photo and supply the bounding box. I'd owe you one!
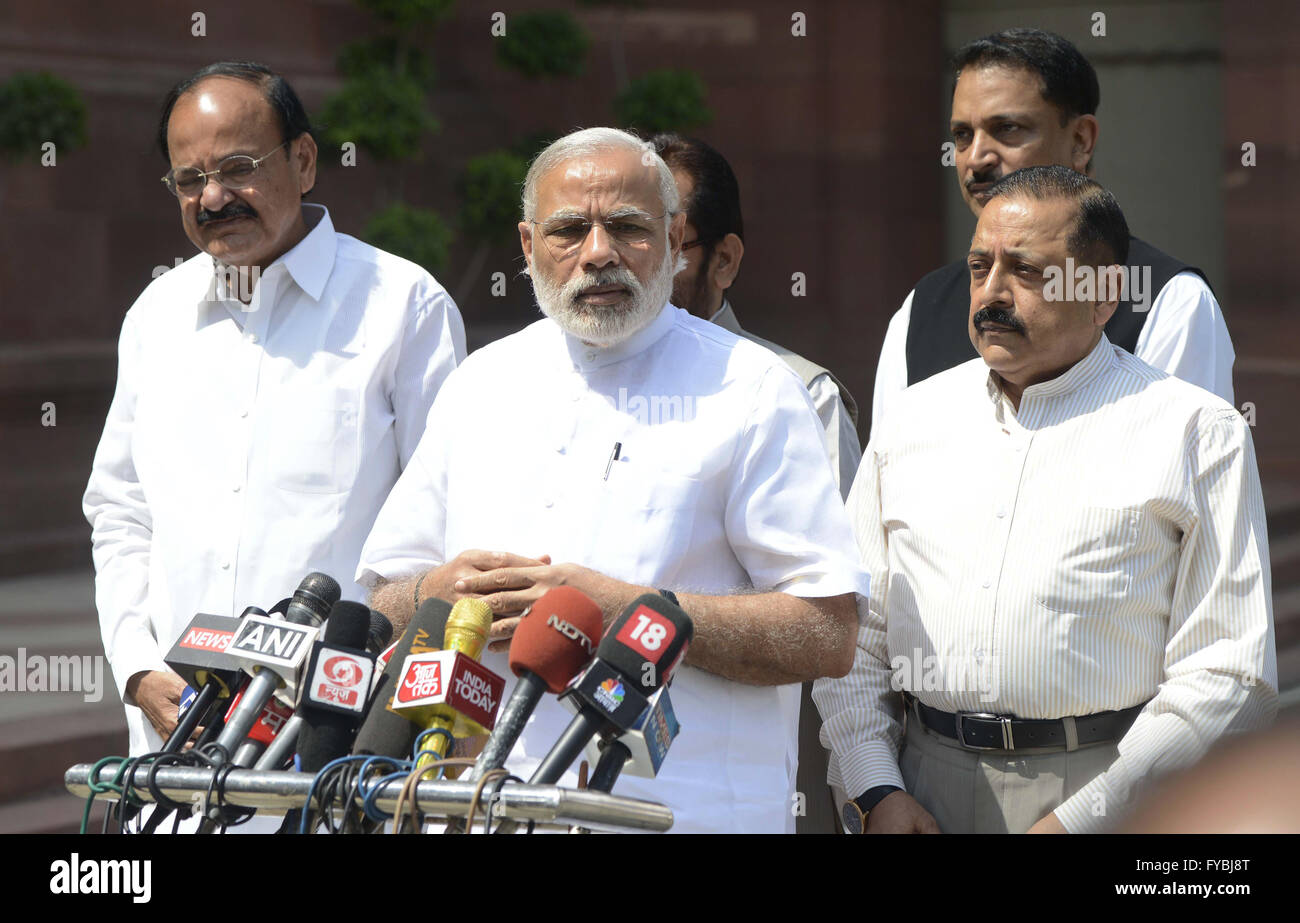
[903,237,1212,386]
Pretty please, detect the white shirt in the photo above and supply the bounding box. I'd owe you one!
[356,303,869,833]
[816,336,1276,833]
[84,204,466,757]
[871,271,1236,436]
[709,300,862,499]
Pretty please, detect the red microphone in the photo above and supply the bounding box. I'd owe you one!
[468,587,603,780]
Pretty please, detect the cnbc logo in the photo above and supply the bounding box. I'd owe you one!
[594,677,625,713]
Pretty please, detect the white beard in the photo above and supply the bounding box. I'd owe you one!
[530,250,677,347]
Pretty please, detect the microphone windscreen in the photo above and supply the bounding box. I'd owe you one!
[597,593,694,694]
[322,601,372,648]
[368,610,394,654]
[351,596,452,757]
[510,587,602,693]
[287,572,342,626]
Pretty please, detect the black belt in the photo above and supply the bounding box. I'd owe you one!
[904,691,1144,752]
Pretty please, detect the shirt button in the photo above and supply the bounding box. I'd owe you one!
[996,508,1006,518]
[233,484,241,492]
[585,352,597,361]
[543,498,554,508]
[982,579,991,589]
[221,560,231,570]
[571,393,581,402]
[248,333,259,344]
[239,409,249,418]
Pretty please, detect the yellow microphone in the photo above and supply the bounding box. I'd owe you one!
[414,597,492,766]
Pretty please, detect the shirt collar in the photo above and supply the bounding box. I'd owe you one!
[200,203,335,308]
[985,333,1115,406]
[709,298,743,334]
[280,204,335,302]
[563,300,679,371]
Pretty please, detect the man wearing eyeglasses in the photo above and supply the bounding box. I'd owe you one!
[650,133,862,834]
[356,127,868,833]
[83,62,466,763]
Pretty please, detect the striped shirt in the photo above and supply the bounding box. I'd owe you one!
[813,335,1277,832]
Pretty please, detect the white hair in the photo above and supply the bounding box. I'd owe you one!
[521,127,680,222]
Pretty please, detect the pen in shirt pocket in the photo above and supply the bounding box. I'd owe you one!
[603,441,622,481]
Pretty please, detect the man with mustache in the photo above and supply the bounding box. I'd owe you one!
[356,127,869,833]
[870,28,1234,437]
[815,166,1275,834]
[83,62,466,765]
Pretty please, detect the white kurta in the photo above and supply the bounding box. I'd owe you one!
[358,303,870,833]
[84,205,466,758]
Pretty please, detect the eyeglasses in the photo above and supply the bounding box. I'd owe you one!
[161,140,290,198]
[681,237,710,252]
[531,212,671,260]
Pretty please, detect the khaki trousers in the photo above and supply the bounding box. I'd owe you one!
[900,708,1118,833]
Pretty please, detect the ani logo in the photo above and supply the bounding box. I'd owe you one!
[594,677,625,713]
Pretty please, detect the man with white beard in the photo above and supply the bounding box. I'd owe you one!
[355,127,869,832]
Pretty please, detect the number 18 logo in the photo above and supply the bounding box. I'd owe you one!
[616,605,676,658]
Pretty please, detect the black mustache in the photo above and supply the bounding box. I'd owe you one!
[973,306,1025,334]
[197,204,257,227]
[966,169,1001,192]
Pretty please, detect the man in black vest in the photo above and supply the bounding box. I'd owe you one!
[654,133,861,833]
[870,28,1233,435]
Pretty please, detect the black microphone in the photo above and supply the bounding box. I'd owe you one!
[277,602,378,834]
[209,574,338,763]
[528,594,693,785]
[351,598,452,759]
[254,609,394,771]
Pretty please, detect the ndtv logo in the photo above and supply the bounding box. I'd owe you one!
[179,628,233,653]
[547,613,595,654]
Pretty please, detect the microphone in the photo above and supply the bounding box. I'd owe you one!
[584,685,680,792]
[276,602,378,835]
[351,598,452,759]
[255,609,393,771]
[391,598,497,765]
[528,593,692,785]
[209,574,338,763]
[469,587,602,781]
[295,602,382,770]
[161,613,245,753]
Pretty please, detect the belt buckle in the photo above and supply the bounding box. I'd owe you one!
[954,712,1015,750]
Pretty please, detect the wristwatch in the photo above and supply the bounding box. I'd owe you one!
[841,785,902,834]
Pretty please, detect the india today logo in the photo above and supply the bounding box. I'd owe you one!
[447,658,504,728]
[397,660,443,703]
